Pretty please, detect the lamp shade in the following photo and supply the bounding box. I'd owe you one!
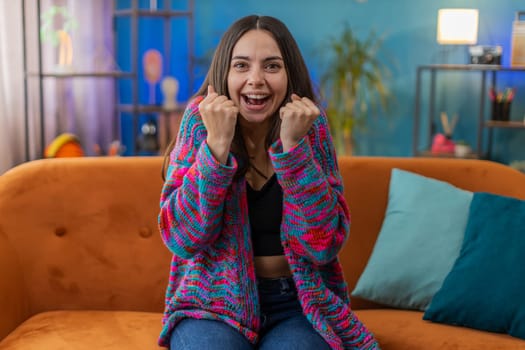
[437,9,479,45]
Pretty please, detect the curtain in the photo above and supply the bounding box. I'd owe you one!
[0,0,115,174]
[0,2,24,174]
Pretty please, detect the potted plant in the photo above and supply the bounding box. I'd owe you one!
[454,140,472,158]
[320,24,392,155]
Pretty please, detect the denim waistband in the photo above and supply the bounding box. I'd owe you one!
[256,276,296,293]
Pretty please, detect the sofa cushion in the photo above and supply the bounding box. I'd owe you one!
[355,309,525,350]
[0,310,165,350]
[424,192,525,340]
[352,168,473,311]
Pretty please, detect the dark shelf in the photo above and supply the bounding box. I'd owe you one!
[485,120,525,129]
[418,64,525,73]
[118,104,185,114]
[26,71,135,79]
[113,9,192,18]
[417,150,480,159]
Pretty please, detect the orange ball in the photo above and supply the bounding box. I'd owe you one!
[44,133,85,158]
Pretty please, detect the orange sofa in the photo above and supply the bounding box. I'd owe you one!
[0,156,524,349]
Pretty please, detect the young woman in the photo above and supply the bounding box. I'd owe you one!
[158,14,380,350]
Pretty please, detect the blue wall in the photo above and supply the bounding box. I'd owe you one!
[117,0,525,164]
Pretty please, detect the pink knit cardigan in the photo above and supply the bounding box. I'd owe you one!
[158,97,379,349]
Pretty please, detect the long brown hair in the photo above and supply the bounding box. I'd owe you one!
[162,15,317,181]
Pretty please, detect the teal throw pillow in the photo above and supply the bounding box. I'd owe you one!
[352,168,473,311]
[423,192,525,340]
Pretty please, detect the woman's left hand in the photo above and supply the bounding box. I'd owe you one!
[279,94,320,152]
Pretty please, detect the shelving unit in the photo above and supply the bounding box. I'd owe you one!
[20,0,194,159]
[21,0,134,160]
[413,64,525,160]
[113,0,194,155]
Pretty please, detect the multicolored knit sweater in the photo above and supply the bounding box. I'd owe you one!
[158,96,380,349]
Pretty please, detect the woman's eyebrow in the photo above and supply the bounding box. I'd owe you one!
[264,56,283,62]
[231,55,283,61]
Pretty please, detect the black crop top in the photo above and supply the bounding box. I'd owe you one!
[246,174,284,256]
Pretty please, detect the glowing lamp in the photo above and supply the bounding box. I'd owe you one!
[437,9,479,45]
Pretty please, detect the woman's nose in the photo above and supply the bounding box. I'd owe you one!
[247,68,264,85]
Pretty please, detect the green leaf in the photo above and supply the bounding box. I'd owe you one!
[319,23,394,154]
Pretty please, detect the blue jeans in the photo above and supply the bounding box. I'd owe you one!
[169,277,330,350]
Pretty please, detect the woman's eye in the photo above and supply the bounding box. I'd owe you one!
[265,63,281,72]
[233,62,248,70]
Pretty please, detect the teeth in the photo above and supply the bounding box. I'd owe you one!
[245,94,268,100]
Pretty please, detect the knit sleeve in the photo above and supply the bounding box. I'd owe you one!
[158,97,237,259]
[269,110,350,265]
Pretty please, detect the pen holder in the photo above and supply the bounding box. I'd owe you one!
[491,101,511,121]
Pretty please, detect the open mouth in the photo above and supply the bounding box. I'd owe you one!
[242,94,270,106]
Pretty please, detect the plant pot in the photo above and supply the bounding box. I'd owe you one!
[455,144,471,158]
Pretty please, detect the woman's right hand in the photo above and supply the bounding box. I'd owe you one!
[199,85,239,164]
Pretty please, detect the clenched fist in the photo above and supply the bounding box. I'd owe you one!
[279,94,320,152]
[199,85,239,163]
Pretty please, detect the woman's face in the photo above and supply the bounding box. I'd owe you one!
[227,29,288,126]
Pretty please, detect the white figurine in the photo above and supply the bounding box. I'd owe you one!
[161,76,179,112]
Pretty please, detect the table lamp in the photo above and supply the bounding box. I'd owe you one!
[437,8,479,63]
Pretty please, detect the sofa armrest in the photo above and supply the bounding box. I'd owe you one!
[0,157,168,320]
[0,163,30,341]
[0,229,28,341]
